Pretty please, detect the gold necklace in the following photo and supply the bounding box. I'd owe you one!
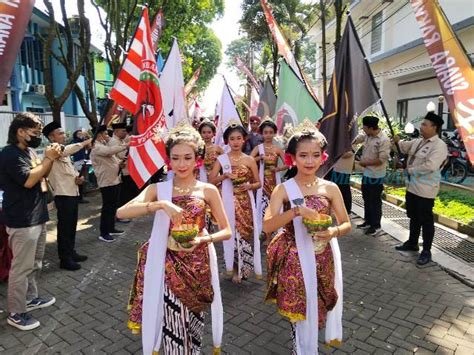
[230,154,243,164]
[297,177,318,188]
[173,184,194,194]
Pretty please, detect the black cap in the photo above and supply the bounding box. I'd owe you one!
[112,122,127,129]
[42,121,62,137]
[425,111,444,127]
[95,125,107,134]
[362,115,379,128]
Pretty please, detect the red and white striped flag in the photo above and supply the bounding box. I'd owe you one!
[184,66,201,97]
[110,8,167,188]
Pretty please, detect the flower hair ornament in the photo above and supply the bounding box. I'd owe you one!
[225,118,242,129]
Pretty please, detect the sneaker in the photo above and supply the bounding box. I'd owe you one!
[7,313,40,331]
[26,296,56,312]
[99,234,115,243]
[395,243,419,252]
[417,251,431,265]
[365,227,382,236]
[72,252,88,262]
[116,218,131,224]
[110,229,124,236]
[59,259,81,271]
[356,222,370,229]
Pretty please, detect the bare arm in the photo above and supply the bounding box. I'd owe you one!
[250,146,260,161]
[262,184,295,233]
[192,185,231,244]
[208,159,228,185]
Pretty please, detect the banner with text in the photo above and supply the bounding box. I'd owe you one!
[0,0,35,99]
[411,0,474,163]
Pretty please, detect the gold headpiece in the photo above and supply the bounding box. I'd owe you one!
[225,118,242,129]
[287,118,327,148]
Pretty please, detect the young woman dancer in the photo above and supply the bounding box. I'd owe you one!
[263,124,351,354]
[250,119,286,239]
[117,126,231,354]
[198,120,223,182]
[208,123,261,284]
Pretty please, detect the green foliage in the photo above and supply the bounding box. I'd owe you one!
[95,0,223,92]
[385,187,474,226]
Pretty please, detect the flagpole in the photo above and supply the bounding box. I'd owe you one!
[346,13,402,155]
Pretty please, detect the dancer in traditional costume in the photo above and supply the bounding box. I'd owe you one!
[262,122,352,354]
[198,120,223,183]
[250,119,286,239]
[117,126,231,355]
[209,122,261,284]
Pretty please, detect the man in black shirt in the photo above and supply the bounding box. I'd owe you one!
[0,112,62,331]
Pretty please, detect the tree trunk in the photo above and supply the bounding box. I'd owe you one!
[320,0,327,105]
[334,0,345,53]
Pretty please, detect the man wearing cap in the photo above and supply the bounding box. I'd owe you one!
[355,115,391,236]
[43,122,92,271]
[109,123,137,213]
[394,112,448,265]
[244,115,263,155]
[90,126,128,242]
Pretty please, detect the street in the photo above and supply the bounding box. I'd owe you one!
[0,192,473,354]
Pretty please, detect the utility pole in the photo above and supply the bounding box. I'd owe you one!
[320,0,327,104]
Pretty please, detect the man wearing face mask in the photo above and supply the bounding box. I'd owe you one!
[90,125,128,242]
[0,112,61,331]
[43,121,92,271]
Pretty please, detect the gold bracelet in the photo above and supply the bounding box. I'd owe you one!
[209,235,214,243]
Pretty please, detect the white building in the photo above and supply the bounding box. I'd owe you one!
[308,0,474,129]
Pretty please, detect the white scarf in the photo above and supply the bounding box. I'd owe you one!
[141,179,223,354]
[255,144,281,236]
[283,178,343,354]
[217,154,262,277]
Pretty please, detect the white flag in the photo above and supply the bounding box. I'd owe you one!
[159,38,189,129]
[215,81,242,147]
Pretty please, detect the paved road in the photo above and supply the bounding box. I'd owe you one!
[0,193,473,354]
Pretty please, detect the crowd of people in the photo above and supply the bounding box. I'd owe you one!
[0,110,448,354]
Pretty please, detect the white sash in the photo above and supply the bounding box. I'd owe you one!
[283,178,343,352]
[199,166,207,182]
[142,179,223,354]
[255,144,281,236]
[217,154,261,277]
[218,154,236,274]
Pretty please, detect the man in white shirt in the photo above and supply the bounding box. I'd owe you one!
[394,112,448,265]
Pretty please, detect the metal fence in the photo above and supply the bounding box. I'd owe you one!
[0,111,92,147]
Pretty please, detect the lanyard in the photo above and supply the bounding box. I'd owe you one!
[408,139,430,166]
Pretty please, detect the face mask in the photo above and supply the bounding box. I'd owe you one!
[26,134,42,148]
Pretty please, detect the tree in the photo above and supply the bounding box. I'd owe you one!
[41,0,98,127]
[92,0,223,93]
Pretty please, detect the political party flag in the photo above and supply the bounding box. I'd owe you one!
[411,0,474,163]
[150,8,164,53]
[159,38,189,128]
[318,16,380,178]
[215,80,242,147]
[257,76,277,118]
[274,61,323,133]
[110,8,167,188]
[0,0,35,99]
[184,66,201,97]
[235,56,262,91]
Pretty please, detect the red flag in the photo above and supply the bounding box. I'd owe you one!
[150,8,165,53]
[235,57,261,91]
[0,0,35,99]
[111,8,167,188]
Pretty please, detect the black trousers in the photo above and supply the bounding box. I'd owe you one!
[100,184,120,235]
[361,176,384,229]
[330,171,352,214]
[119,175,140,207]
[54,196,79,261]
[405,191,435,252]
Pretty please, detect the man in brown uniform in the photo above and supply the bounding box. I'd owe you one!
[394,112,448,265]
[43,121,92,270]
[90,126,128,242]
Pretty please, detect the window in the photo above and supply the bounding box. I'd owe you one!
[397,100,408,124]
[371,11,383,54]
[2,94,8,106]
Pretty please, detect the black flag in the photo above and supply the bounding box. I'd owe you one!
[318,16,380,177]
[257,76,277,118]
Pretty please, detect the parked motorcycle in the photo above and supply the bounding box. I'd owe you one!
[441,132,468,184]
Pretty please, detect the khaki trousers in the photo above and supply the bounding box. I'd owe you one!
[7,224,47,314]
